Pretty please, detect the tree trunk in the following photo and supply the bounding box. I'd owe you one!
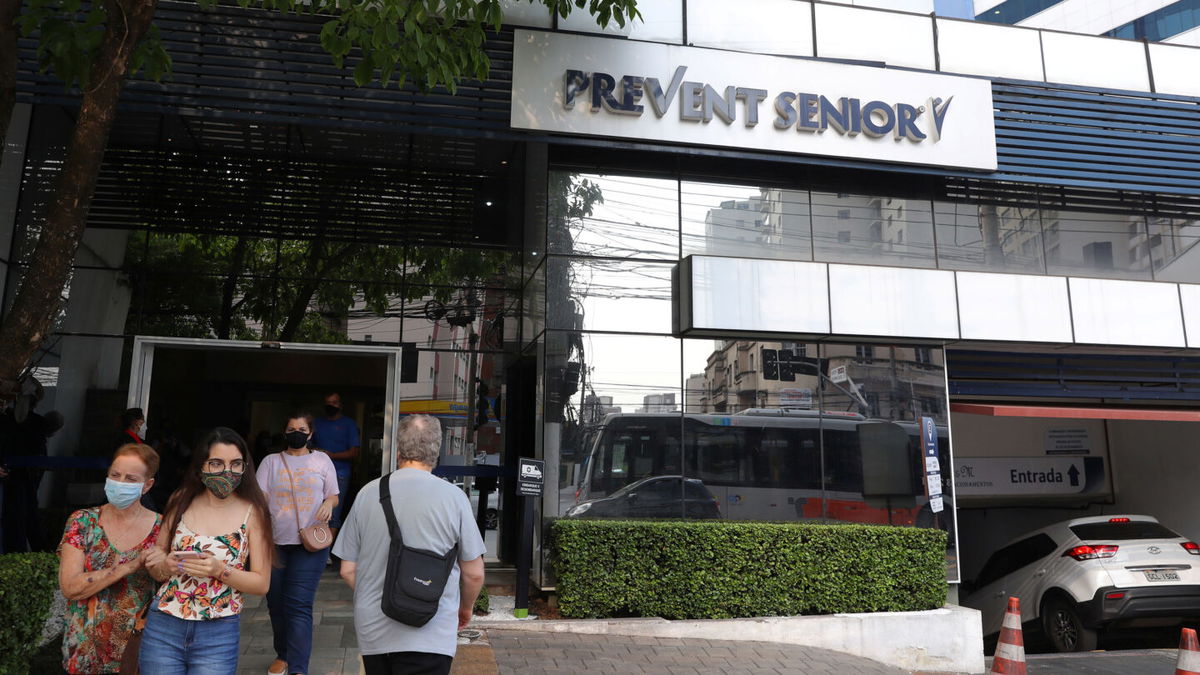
[0,0,19,157]
[0,0,158,401]
[277,239,326,342]
[217,237,248,339]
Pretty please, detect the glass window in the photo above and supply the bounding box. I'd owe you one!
[546,257,675,334]
[812,192,936,268]
[1147,217,1200,283]
[934,201,1045,274]
[1070,520,1181,541]
[682,183,812,261]
[1042,209,1153,280]
[548,172,679,260]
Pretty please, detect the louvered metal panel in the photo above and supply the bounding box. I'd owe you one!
[947,350,1200,402]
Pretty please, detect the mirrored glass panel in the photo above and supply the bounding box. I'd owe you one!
[1147,216,1200,283]
[546,257,675,334]
[811,192,936,268]
[1042,209,1152,280]
[682,183,812,261]
[548,172,679,259]
[557,332,683,519]
[817,343,958,581]
[934,201,1046,274]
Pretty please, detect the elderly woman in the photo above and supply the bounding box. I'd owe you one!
[58,443,163,673]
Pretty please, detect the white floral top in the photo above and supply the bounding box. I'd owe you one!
[154,506,252,621]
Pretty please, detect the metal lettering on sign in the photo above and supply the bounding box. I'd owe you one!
[517,458,545,497]
[511,30,997,171]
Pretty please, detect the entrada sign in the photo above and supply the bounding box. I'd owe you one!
[511,30,997,171]
[562,66,954,143]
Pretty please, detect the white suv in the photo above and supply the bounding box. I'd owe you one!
[963,515,1200,652]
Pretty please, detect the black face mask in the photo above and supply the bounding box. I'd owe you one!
[325,405,340,417]
[285,430,309,449]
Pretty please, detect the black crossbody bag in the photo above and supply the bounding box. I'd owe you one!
[379,473,460,627]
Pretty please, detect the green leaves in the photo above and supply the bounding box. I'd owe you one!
[0,553,59,673]
[550,520,948,620]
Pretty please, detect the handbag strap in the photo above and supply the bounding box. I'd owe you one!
[279,452,305,533]
[379,472,403,546]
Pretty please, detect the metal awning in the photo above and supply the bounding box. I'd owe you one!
[950,403,1200,422]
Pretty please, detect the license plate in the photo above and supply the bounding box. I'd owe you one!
[1144,570,1181,582]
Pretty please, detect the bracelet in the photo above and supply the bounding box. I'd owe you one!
[220,563,234,581]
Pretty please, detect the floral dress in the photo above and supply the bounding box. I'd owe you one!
[154,506,252,620]
[58,508,162,674]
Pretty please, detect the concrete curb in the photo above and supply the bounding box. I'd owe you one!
[474,604,986,674]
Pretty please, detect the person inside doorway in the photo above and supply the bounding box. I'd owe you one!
[117,408,146,450]
[312,392,359,540]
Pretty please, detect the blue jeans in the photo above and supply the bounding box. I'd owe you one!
[267,544,329,675]
[329,472,351,529]
[139,608,240,675]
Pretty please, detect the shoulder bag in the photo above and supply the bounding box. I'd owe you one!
[280,453,333,552]
[379,472,459,627]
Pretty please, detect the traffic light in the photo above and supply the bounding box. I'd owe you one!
[778,349,795,382]
[762,348,778,380]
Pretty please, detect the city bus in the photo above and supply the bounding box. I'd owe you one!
[568,409,952,531]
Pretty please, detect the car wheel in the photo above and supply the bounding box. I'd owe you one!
[1042,598,1098,652]
[484,508,499,530]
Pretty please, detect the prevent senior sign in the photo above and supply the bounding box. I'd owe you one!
[511,30,997,172]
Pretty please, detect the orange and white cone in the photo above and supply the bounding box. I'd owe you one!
[1177,627,1200,675]
[990,596,1027,675]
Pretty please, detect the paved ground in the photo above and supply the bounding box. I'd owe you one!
[235,572,912,675]
[996,650,1180,674]
[235,571,1188,675]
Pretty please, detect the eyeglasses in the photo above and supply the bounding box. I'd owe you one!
[204,459,246,475]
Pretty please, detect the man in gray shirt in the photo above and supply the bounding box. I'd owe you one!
[333,414,486,675]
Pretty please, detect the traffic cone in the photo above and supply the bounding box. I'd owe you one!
[990,596,1027,675]
[1177,627,1200,675]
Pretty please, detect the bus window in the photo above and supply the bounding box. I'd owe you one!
[686,421,742,485]
[594,418,680,496]
[822,428,863,494]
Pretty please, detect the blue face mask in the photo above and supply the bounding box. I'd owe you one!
[105,478,144,510]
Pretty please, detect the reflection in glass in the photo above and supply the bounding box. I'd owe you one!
[553,332,682,518]
[682,183,812,261]
[546,257,674,334]
[548,172,679,259]
[1042,209,1152,280]
[812,192,936,268]
[1147,216,1200,283]
[934,201,1045,274]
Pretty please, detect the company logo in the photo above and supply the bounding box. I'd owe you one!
[413,577,432,586]
[563,66,953,143]
[1148,546,1162,555]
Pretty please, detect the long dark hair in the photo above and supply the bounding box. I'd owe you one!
[162,427,274,566]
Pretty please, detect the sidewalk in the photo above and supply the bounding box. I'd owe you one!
[234,572,928,675]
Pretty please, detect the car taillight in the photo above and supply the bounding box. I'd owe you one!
[1105,591,1126,600]
[1109,517,1131,523]
[1182,542,1200,556]
[1064,545,1119,561]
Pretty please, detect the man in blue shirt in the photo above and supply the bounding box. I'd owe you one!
[313,392,360,537]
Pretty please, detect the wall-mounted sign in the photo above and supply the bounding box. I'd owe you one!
[518,458,545,497]
[954,457,1106,497]
[1044,428,1091,455]
[920,416,943,509]
[511,30,997,171]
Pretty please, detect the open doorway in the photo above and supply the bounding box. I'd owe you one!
[128,337,400,524]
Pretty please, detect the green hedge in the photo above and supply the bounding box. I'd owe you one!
[551,520,947,619]
[0,553,60,673]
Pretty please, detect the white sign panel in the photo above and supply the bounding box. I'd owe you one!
[830,365,848,384]
[779,388,813,409]
[929,496,944,513]
[954,457,1106,497]
[511,30,998,171]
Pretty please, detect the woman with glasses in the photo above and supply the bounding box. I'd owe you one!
[140,427,274,674]
[257,412,339,675]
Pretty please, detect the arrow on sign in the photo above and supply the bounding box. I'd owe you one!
[1068,464,1080,487]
